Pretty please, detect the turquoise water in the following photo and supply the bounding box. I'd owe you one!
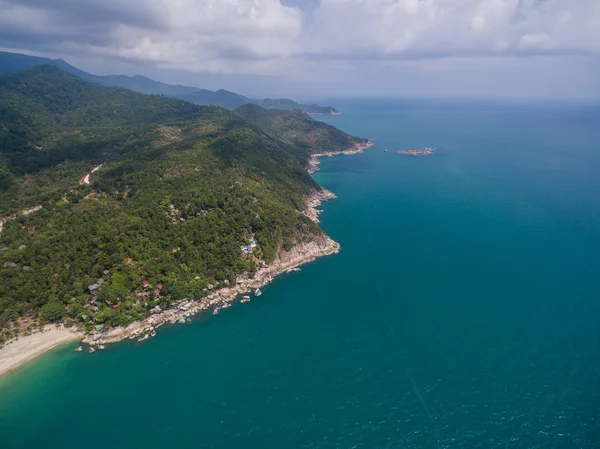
[1,100,600,448]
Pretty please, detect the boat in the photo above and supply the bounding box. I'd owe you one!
[150,330,156,337]
[98,345,106,350]
[241,295,251,303]
[75,346,83,352]
[254,288,262,297]
[185,317,192,323]
[222,303,231,309]
[384,149,388,152]
[213,307,221,315]
[89,347,96,353]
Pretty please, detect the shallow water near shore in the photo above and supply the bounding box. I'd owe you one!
[2,99,600,448]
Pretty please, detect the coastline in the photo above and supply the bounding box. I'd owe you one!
[82,231,340,345]
[308,141,373,174]
[0,325,83,377]
[0,141,371,375]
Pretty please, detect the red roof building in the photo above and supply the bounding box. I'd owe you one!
[157,283,163,290]
[142,279,149,288]
[153,289,160,295]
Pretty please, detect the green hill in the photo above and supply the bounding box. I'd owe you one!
[235,104,367,166]
[0,66,364,341]
[174,89,250,109]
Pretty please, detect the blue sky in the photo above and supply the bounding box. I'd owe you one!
[1,0,599,100]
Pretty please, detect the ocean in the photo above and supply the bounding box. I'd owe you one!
[1,99,599,448]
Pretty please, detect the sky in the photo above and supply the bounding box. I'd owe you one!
[0,0,599,100]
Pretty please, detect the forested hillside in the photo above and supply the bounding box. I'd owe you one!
[0,66,365,343]
[236,104,367,166]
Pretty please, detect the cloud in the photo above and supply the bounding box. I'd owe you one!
[306,0,600,59]
[0,0,304,71]
[0,0,599,76]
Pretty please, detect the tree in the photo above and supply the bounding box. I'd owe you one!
[40,302,66,323]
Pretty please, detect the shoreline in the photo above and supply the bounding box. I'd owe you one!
[0,142,370,376]
[82,231,340,346]
[0,325,83,377]
[308,140,373,174]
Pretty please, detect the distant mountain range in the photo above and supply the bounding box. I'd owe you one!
[0,51,340,115]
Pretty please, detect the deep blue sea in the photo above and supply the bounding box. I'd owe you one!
[1,100,600,448]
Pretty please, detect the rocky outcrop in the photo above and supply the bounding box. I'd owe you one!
[304,188,337,223]
[308,140,373,174]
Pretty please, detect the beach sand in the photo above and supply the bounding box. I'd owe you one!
[0,326,82,377]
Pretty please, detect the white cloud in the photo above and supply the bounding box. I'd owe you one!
[307,0,600,59]
[0,0,599,78]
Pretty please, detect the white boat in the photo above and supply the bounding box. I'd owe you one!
[75,346,83,352]
[89,347,96,353]
[241,296,251,303]
[151,330,156,337]
[222,303,231,309]
[98,345,106,350]
[254,288,262,297]
[213,307,221,315]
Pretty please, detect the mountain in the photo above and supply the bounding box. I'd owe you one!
[0,51,340,114]
[0,51,92,79]
[0,66,365,341]
[0,51,199,96]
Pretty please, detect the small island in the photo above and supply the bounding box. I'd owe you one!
[397,147,436,156]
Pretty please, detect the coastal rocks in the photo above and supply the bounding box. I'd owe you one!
[81,235,340,347]
[308,141,373,174]
[397,147,436,156]
[304,188,337,223]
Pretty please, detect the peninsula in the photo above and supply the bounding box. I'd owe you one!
[398,147,436,156]
[0,65,370,374]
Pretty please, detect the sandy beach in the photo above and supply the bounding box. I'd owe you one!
[0,326,82,377]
